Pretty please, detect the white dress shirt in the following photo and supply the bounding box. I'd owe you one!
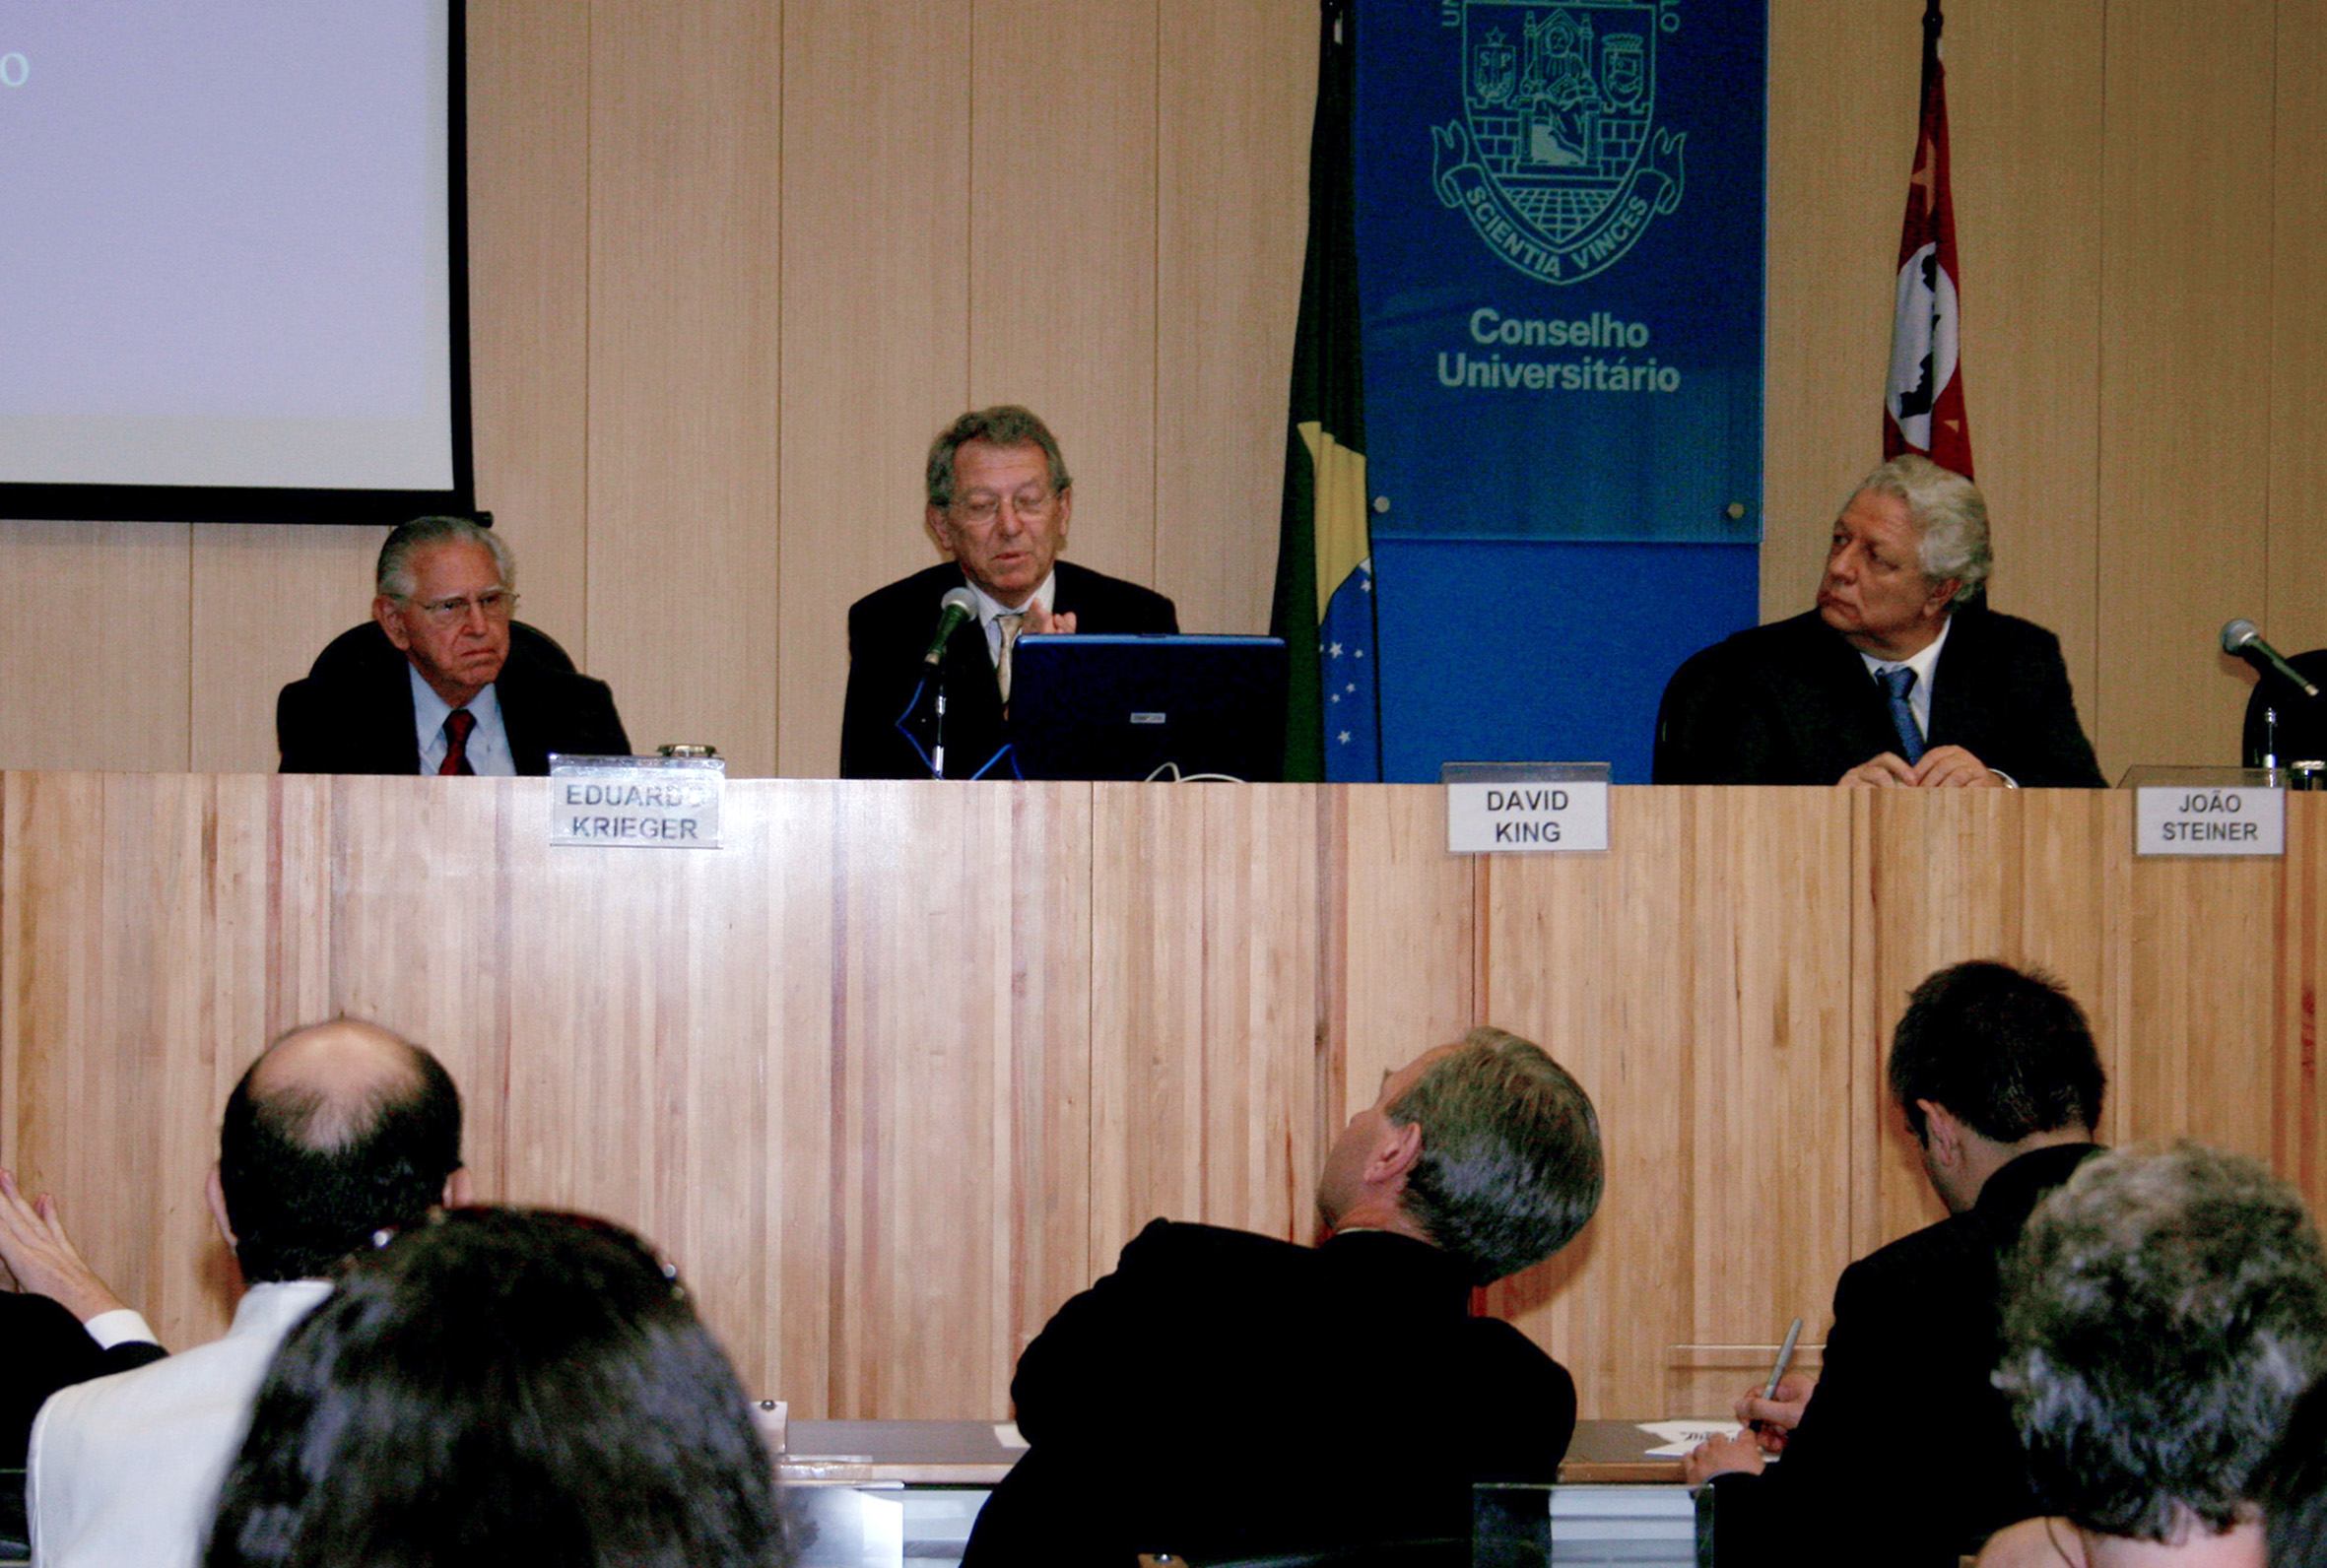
[1856,613,1952,740]
[963,571,1059,668]
[408,665,515,775]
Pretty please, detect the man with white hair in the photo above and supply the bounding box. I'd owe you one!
[1653,456,2103,787]
[277,514,630,775]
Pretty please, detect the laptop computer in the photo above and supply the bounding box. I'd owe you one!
[1008,633,1289,782]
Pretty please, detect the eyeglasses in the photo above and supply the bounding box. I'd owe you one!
[405,588,518,624]
[951,489,1059,527]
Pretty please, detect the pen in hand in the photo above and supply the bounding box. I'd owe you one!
[1752,1316,1805,1445]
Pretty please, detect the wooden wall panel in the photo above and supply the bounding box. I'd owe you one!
[2282,796,2327,1196]
[1154,0,1314,639]
[0,522,189,773]
[2267,0,2327,661]
[774,0,973,779]
[0,775,299,1347]
[1477,788,1859,1418]
[464,1,593,657]
[1090,783,1320,1274]
[968,1,1160,594]
[1860,788,2125,1242]
[831,783,1092,1417]
[2119,851,2285,1161]
[2094,5,2277,772]
[1759,0,1917,621]
[1334,785,1477,1105]
[321,777,515,1205]
[1944,0,2105,758]
[496,776,805,1396]
[188,525,381,774]
[584,2,783,772]
[11,781,2327,1419]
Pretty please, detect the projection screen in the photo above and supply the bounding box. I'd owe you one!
[0,2,472,524]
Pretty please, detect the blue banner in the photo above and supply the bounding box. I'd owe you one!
[1355,0,1765,546]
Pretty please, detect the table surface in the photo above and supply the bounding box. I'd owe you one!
[772,1418,1689,1487]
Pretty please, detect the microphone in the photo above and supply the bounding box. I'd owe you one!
[2222,619,2321,700]
[923,586,980,666]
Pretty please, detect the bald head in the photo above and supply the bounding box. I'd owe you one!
[218,1020,463,1283]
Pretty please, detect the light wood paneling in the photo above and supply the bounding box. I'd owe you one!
[831,782,1093,1417]
[1333,784,1477,1102]
[584,1,783,771]
[774,0,974,779]
[0,522,189,772]
[2267,0,2327,661]
[2,779,2318,1419]
[2094,4,2277,772]
[1859,787,2125,1241]
[1760,0,1918,621]
[1090,782,1320,1269]
[322,777,514,1205]
[968,1,1160,593]
[1154,0,1314,639]
[0,775,309,1347]
[1944,0,2105,755]
[1477,787,1859,1418]
[464,0,593,655]
[188,524,382,774]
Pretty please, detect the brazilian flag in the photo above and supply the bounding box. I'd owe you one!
[1271,0,1379,783]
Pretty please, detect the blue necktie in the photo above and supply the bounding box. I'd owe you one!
[1877,666,1925,764]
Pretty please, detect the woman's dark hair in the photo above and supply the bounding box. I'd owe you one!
[2263,1374,2327,1567]
[205,1206,785,1568]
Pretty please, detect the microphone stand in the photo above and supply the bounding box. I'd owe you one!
[931,663,950,779]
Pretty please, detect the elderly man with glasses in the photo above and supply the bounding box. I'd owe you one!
[839,405,1178,779]
[278,515,630,775]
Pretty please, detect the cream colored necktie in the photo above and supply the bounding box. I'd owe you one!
[995,612,1027,703]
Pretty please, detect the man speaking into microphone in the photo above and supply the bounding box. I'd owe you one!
[839,406,1178,779]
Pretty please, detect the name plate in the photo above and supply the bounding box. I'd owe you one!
[1442,763,1611,854]
[548,755,723,849]
[2135,785,2283,857]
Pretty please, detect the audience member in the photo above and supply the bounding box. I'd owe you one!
[29,1020,467,1568]
[1975,1143,2327,1568]
[1687,960,2106,1567]
[278,514,630,774]
[961,1026,1605,1566]
[839,405,1178,778]
[1654,456,2103,787]
[203,1206,786,1568]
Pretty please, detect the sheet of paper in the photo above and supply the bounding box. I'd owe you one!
[1635,1419,1744,1458]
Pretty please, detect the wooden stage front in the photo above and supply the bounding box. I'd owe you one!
[2,778,2318,1421]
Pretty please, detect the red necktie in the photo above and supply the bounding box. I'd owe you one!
[438,709,476,776]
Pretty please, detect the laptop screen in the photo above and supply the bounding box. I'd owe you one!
[1008,634,1289,782]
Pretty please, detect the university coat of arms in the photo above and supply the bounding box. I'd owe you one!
[1431,0,1686,286]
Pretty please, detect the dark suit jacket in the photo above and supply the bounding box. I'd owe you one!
[277,621,631,775]
[1653,605,2104,787]
[1706,1143,2104,1568]
[2,1292,164,1470]
[960,1221,1575,1568]
[838,560,1179,779]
